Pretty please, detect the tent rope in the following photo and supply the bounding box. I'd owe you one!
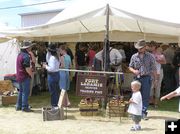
[79,21,90,32]
[136,20,143,33]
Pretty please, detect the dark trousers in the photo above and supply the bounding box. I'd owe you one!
[47,72,60,107]
[135,75,152,114]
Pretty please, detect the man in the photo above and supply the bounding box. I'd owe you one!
[129,39,157,120]
[16,41,34,112]
[94,44,122,71]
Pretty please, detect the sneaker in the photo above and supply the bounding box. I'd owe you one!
[136,125,141,130]
[130,126,141,131]
[22,108,33,112]
[142,113,149,120]
[130,126,137,131]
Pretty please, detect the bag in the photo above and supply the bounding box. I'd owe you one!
[42,107,64,121]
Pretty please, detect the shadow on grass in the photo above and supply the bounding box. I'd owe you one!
[140,127,156,131]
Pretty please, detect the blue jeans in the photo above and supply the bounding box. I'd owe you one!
[47,72,60,107]
[135,75,152,114]
[16,77,31,110]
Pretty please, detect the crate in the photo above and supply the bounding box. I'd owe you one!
[1,95,17,105]
[106,100,128,117]
[42,107,64,121]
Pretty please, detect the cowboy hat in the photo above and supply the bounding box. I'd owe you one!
[48,44,57,52]
[134,39,147,49]
[20,41,35,49]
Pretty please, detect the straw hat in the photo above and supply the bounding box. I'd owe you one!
[134,39,147,49]
[21,41,35,49]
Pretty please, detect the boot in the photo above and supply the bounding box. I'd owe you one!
[58,89,66,108]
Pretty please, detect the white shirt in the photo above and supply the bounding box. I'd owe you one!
[128,91,142,115]
[95,47,122,65]
[175,87,180,94]
[46,51,60,72]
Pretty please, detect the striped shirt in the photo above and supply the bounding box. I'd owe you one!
[129,52,156,76]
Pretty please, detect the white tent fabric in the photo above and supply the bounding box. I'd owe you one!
[0,24,13,43]
[0,39,19,80]
[1,0,180,43]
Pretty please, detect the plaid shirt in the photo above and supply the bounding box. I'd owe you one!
[129,52,156,76]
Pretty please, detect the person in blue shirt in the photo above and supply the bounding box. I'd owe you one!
[58,45,72,108]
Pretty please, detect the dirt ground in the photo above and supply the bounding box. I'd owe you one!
[0,106,180,134]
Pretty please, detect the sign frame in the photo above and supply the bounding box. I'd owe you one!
[76,73,107,98]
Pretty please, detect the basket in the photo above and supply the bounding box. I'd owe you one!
[1,95,17,105]
[106,100,128,117]
[42,107,64,121]
[79,102,99,116]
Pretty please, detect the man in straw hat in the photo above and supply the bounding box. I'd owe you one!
[15,40,35,112]
[129,39,157,120]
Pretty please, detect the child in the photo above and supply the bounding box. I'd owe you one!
[128,80,142,131]
[160,86,180,112]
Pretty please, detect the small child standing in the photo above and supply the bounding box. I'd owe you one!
[128,80,142,131]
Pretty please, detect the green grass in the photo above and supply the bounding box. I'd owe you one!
[149,97,179,112]
[29,89,82,108]
[28,90,179,112]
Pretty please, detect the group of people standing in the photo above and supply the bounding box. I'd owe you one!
[128,39,180,131]
[15,41,71,112]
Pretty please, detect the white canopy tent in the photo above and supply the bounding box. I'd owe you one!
[0,23,13,43]
[1,0,180,43]
[0,39,19,80]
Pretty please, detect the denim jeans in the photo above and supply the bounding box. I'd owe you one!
[16,77,31,110]
[135,75,152,114]
[47,72,60,107]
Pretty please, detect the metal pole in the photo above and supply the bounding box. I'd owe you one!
[104,4,110,71]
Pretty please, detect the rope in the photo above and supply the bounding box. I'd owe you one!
[58,68,124,75]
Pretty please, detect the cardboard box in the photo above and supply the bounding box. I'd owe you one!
[42,107,64,121]
[1,95,17,105]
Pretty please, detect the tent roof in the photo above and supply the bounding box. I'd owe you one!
[1,0,180,43]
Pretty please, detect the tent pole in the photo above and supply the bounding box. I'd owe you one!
[104,4,110,71]
[102,4,110,111]
[48,35,51,44]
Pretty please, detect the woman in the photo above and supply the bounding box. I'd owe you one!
[43,44,60,108]
[58,45,72,107]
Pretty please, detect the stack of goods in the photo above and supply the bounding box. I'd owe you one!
[78,98,99,116]
[0,80,18,105]
[106,98,128,117]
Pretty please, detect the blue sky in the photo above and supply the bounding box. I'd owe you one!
[0,0,71,28]
[1,0,180,28]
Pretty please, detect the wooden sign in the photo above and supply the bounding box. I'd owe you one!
[76,74,107,98]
